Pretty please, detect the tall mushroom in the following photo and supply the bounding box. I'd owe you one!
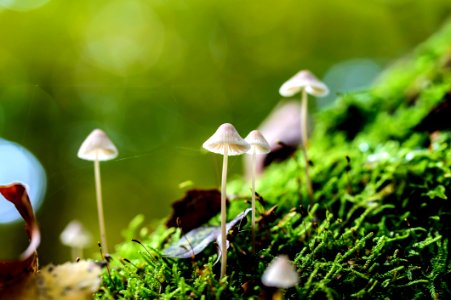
[77,128,118,255]
[202,123,249,279]
[279,70,329,203]
[244,130,270,252]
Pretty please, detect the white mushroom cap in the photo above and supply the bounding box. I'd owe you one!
[245,130,271,155]
[261,255,299,288]
[202,123,250,156]
[60,220,92,248]
[279,70,329,97]
[77,129,118,161]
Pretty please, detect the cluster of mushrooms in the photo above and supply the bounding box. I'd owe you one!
[59,69,329,294]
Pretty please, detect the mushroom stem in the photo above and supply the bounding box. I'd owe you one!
[251,147,257,253]
[272,289,283,300]
[71,246,83,261]
[220,146,229,279]
[301,89,313,205]
[94,157,108,255]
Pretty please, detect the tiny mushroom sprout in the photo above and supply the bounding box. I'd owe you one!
[202,123,250,279]
[262,255,299,299]
[244,130,270,252]
[60,220,92,260]
[77,128,118,255]
[279,70,329,203]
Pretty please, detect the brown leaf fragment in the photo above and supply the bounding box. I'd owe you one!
[166,189,223,233]
[0,183,40,289]
[257,206,278,228]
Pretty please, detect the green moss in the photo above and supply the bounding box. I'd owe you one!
[96,21,451,299]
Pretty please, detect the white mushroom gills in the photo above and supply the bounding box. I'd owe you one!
[262,255,299,289]
[203,123,249,279]
[279,70,329,203]
[244,130,270,253]
[60,220,92,260]
[77,128,118,255]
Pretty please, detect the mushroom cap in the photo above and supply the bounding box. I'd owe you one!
[261,255,299,288]
[245,130,271,155]
[202,123,250,156]
[279,70,329,97]
[77,129,118,161]
[60,220,92,248]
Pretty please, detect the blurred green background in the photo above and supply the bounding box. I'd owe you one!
[0,0,450,264]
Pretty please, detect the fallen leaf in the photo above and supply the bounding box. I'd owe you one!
[166,189,223,233]
[0,183,40,288]
[163,208,252,263]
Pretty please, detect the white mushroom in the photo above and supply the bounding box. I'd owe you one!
[279,70,329,98]
[244,130,270,252]
[262,255,299,289]
[279,70,329,202]
[78,129,118,255]
[60,220,92,260]
[203,123,249,279]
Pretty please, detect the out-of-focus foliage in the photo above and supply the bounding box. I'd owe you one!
[0,0,450,264]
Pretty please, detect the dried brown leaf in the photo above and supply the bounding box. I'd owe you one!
[0,183,40,289]
[166,189,223,233]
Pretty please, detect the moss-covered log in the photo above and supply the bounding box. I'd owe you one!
[96,20,451,300]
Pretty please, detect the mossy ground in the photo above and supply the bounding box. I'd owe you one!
[95,21,451,299]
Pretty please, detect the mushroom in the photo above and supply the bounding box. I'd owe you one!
[202,123,250,279]
[279,70,329,202]
[60,220,92,260]
[244,130,270,252]
[262,255,299,299]
[77,128,118,255]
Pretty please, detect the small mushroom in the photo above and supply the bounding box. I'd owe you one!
[279,70,329,202]
[279,70,329,98]
[203,123,249,279]
[244,130,270,252]
[77,128,118,255]
[60,220,92,260]
[262,255,299,299]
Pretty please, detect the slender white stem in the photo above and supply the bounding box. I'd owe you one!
[94,157,108,255]
[301,89,313,204]
[71,246,83,261]
[301,89,308,150]
[251,147,257,253]
[220,147,229,279]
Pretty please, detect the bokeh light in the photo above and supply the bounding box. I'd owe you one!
[0,138,46,223]
[0,0,49,11]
